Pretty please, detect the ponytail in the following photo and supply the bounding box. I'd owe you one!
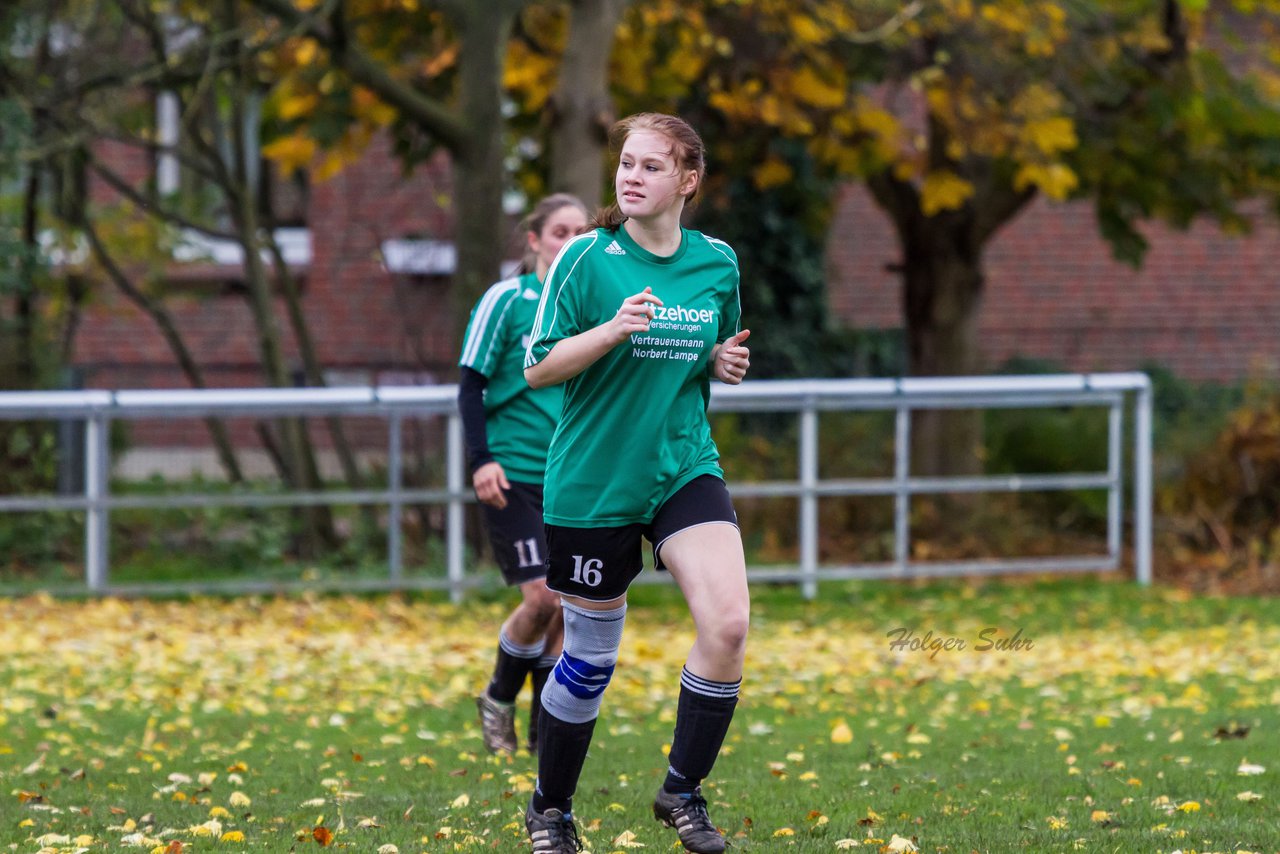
[591,203,627,232]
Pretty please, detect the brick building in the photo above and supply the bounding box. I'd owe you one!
[75,140,1280,393]
[827,185,1280,382]
[77,135,464,391]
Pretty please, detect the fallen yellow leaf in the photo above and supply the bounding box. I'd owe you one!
[611,829,645,847]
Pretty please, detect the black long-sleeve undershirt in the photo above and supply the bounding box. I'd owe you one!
[457,367,494,474]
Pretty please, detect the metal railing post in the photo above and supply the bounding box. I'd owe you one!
[1135,383,1154,585]
[446,413,466,602]
[893,404,911,576]
[387,413,404,583]
[84,414,110,592]
[798,404,819,600]
[1107,400,1123,563]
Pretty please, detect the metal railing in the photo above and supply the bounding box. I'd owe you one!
[0,373,1152,598]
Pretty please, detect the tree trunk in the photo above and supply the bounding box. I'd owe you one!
[223,1,334,555]
[264,230,380,546]
[900,225,985,476]
[450,3,517,325]
[547,0,631,210]
[236,192,335,558]
[867,161,1034,477]
[16,129,41,390]
[11,14,53,392]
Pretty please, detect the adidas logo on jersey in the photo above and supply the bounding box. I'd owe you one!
[604,240,627,256]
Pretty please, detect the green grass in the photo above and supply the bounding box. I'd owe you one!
[2,577,1279,852]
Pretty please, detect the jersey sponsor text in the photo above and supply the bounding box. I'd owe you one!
[633,347,700,363]
[652,304,715,324]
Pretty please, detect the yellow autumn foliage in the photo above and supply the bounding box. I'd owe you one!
[920,170,975,216]
[1020,116,1078,156]
[789,65,846,110]
[1013,162,1079,199]
[752,158,793,191]
[261,134,318,175]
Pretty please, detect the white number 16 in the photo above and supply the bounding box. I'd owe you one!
[570,555,604,587]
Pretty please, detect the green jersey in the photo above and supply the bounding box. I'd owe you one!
[525,225,742,526]
[458,272,562,484]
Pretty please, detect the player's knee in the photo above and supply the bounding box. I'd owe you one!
[528,597,560,631]
[540,600,626,724]
[528,583,561,619]
[703,606,749,659]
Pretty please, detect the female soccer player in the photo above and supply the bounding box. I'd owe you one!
[521,114,751,854]
[459,193,589,755]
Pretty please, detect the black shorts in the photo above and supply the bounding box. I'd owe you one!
[545,474,738,602]
[479,480,549,586]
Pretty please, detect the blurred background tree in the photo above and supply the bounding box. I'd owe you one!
[10,0,1280,475]
[545,0,1280,473]
[248,0,536,320]
[5,0,1280,582]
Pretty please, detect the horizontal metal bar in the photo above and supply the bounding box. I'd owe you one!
[2,470,1116,512]
[709,391,1125,413]
[109,488,467,510]
[729,472,1114,499]
[725,554,1119,584]
[0,390,114,419]
[0,374,1147,420]
[5,471,1117,513]
[0,488,471,512]
[0,573,482,600]
[894,473,1115,494]
[0,495,89,512]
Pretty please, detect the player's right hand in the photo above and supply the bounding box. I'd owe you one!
[608,287,664,343]
[473,461,510,509]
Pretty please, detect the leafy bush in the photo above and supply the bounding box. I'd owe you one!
[1163,390,1280,577]
[0,423,83,576]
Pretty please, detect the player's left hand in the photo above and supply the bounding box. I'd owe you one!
[713,329,751,384]
[472,461,510,509]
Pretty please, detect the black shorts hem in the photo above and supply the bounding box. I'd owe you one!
[652,519,741,571]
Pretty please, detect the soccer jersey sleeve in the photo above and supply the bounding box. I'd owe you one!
[712,240,743,345]
[459,280,520,377]
[525,232,596,368]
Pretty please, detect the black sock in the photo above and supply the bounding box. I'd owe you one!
[663,667,740,795]
[531,708,597,814]
[528,657,556,745]
[488,631,543,704]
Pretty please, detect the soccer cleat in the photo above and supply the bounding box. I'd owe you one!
[525,802,583,853]
[653,786,726,853]
[475,693,518,753]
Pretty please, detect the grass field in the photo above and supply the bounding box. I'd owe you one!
[3,577,1279,853]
